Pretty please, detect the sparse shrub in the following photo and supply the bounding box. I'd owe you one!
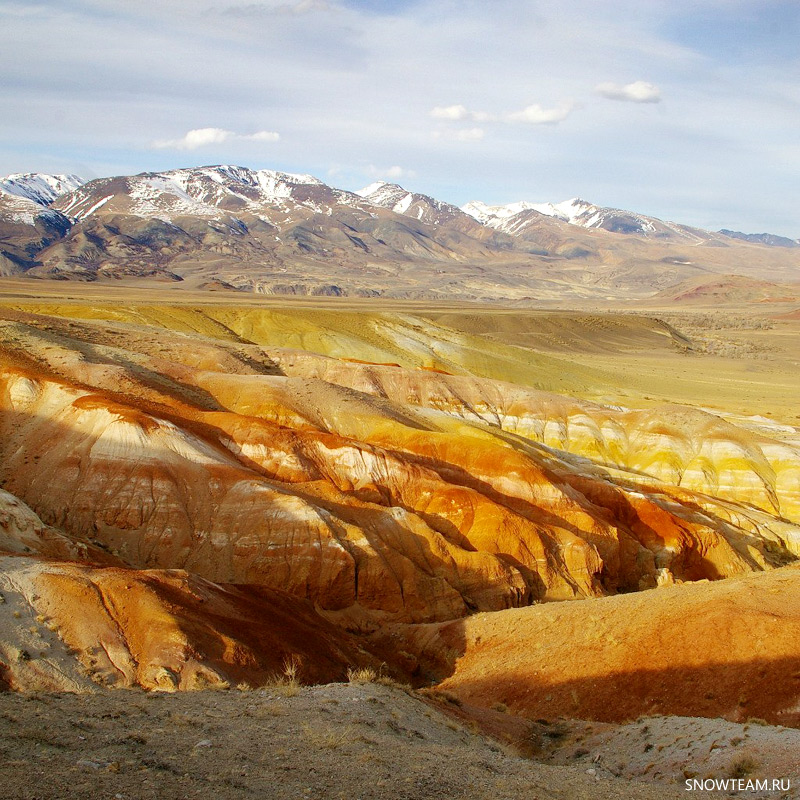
[492,702,508,713]
[265,654,302,696]
[375,675,411,690]
[302,723,353,750]
[347,666,379,684]
[728,755,759,779]
[435,690,462,707]
[282,655,299,684]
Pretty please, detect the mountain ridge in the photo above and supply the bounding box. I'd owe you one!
[0,165,797,299]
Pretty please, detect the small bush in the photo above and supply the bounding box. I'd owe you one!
[265,655,302,696]
[728,755,759,779]
[347,666,378,684]
[437,691,462,707]
[302,723,354,750]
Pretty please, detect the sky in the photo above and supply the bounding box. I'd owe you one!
[1,0,799,236]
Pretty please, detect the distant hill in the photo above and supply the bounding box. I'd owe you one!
[1,164,798,300]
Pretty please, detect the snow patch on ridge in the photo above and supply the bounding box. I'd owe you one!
[0,174,85,207]
[64,166,343,221]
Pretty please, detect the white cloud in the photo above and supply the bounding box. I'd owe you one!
[154,127,232,149]
[152,127,280,149]
[431,104,470,121]
[430,105,495,122]
[367,164,413,180]
[596,80,662,103]
[506,101,574,125]
[432,128,485,142]
[245,130,281,142]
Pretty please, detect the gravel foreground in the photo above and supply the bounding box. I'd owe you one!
[0,682,697,800]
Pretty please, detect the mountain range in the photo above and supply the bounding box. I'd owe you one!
[1,166,798,300]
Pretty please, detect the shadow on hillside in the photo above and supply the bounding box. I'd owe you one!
[429,652,800,729]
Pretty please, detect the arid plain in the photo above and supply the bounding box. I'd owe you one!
[0,276,799,798]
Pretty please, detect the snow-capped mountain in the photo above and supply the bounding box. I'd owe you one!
[0,173,85,208]
[0,163,797,298]
[357,181,501,241]
[463,198,720,243]
[357,181,463,224]
[55,165,372,222]
[719,229,800,248]
[463,198,591,226]
[13,166,514,288]
[0,175,79,273]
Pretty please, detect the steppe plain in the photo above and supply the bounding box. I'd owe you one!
[1,278,799,798]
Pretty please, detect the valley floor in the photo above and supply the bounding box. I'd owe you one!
[5,681,787,800]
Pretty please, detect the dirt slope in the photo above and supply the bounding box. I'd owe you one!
[0,682,689,800]
[380,564,800,727]
[1,309,798,629]
[0,556,372,693]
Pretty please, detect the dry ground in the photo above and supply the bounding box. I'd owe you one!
[0,682,696,800]
[2,280,798,423]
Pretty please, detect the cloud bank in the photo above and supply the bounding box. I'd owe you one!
[153,128,280,150]
[506,102,575,124]
[1,0,798,236]
[596,81,662,103]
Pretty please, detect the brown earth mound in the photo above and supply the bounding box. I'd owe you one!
[379,564,800,727]
[0,555,372,692]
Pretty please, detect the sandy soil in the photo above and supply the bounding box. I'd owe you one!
[535,714,800,798]
[0,682,695,800]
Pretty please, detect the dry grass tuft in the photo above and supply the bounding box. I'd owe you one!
[728,755,759,779]
[347,666,379,684]
[265,655,303,697]
[302,723,355,750]
[419,688,463,707]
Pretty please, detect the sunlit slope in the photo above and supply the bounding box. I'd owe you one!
[261,355,800,523]
[0,554,372,692]
[0,303,620,395]
[0,308,798,627]
[383,564,800,727]
[7,299,800,426]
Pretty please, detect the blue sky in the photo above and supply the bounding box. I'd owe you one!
[1,0,799,236]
